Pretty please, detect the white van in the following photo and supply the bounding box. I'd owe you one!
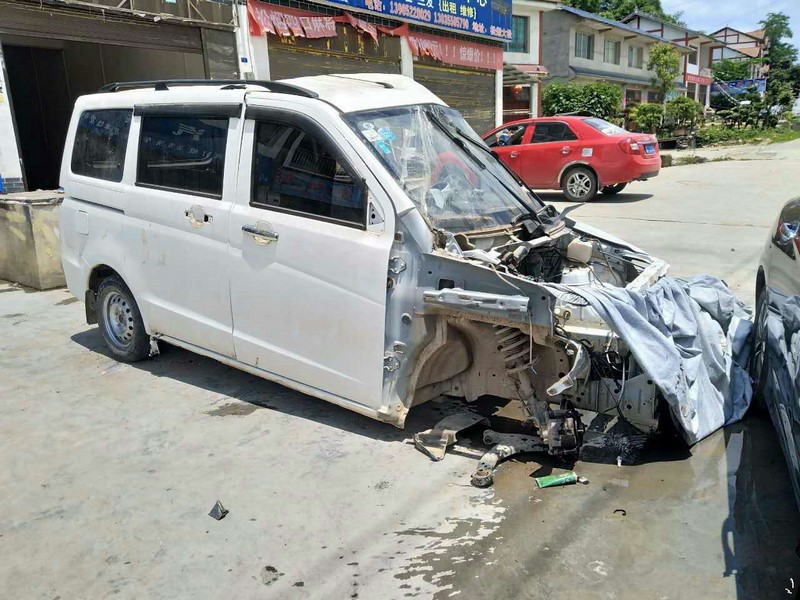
[60,75,669,460]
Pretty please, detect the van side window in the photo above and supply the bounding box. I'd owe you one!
[71,109,132,182]
[137,116,228,198]
[252,121,365,226]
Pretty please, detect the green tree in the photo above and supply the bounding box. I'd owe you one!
[760,12,797,71]
[542,81,623,120]
[788,65,800,97]
[665,96,703,129]
[759,12,798,110]
[563,0,683,25]
[647,43,682,104]
[712,58,753,82]
[631,104,663,133]
[562,0,601,12]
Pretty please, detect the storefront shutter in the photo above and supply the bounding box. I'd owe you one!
[413,62,496,135]
[201,29,239,80]
[0,0,202,52]
[267,26,401,80]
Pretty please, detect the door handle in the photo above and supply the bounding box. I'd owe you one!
[510,151,520,158]
[185,205,212,227]
[561,147,571,155]
[242,223,279,244]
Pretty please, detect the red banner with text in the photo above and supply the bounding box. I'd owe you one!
[248,3,337,38]
[406,31,502,71]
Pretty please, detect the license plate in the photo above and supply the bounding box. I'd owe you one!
[644,144,655,155]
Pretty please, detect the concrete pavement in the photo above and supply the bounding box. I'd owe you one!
[2,143,800,599]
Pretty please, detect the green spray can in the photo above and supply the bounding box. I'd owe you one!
[535,471,587,489]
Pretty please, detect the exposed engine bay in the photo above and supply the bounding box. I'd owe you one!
[355,102,749,486]
[384,209,668,476]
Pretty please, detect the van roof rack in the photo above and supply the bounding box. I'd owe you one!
[98,79,319,99]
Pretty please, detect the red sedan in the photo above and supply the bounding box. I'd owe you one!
[483,116,660,202]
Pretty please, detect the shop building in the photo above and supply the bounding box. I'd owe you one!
[622,11,716,109]
[241,0,511,135]
[0,0,239,193]
[540,6,690,108]
[709,27,769,80]
[500,0,558,122]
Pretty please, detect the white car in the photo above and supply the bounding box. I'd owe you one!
[60,75,672,464]
[793,97,800,117]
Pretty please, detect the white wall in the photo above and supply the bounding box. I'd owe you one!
[569,25,654,81]
[0,46,23,188]
[504,2,556,118]
[505,3,543,65]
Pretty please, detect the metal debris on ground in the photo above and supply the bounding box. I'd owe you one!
[471,429,545,488]
[260,565,283,586]
[208,500,229,521]
[534,471,588,489]
[413,412,489,461]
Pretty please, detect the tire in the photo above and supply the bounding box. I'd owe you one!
[95,276,151,363]
[750,288,769,412]
[601,183,628,196]
[562,167,598,202]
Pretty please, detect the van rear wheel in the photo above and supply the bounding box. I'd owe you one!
[96,276,150,363]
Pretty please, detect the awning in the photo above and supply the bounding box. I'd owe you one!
[571,66,653,85]
[503,63,547,85]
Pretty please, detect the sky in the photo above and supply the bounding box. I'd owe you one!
[661,0,800,51]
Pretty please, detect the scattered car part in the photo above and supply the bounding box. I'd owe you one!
[534,471,588,489]
[209,500,229,521]
[471,429,546,488]
[413,412,489,461]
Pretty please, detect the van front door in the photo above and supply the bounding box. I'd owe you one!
[228,107,395,409]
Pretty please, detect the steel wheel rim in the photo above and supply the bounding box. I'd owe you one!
[567,172,592,198]
[103,291,134,348]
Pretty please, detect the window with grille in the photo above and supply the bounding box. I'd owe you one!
[506,16,529,53]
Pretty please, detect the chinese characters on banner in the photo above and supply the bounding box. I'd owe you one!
[363,0,510,41]
[249,0,511,41]
[711,78,767,97]
[406,32,503,70]
[684,73,712,86]
[247,2,505,70]
[248,3,336,38]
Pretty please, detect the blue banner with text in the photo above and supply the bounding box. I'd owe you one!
[327,0,511,41]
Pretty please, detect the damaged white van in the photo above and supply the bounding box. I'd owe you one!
[60,75,749,463]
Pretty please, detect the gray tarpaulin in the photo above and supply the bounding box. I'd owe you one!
[551,275,754,445]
